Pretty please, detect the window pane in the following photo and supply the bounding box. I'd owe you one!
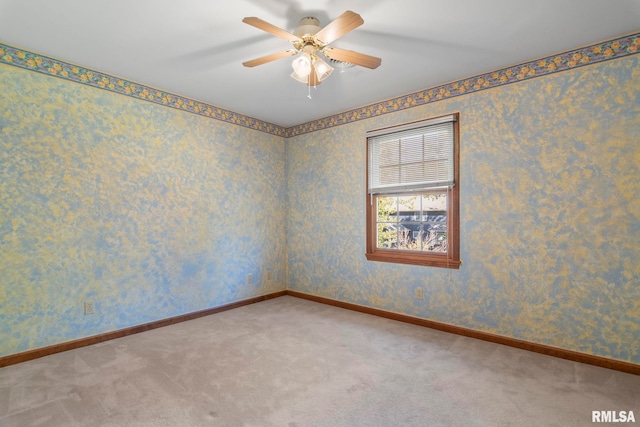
[379,140,399,166]
[421,192,447,252]
[401,162,425,184]
[424,135,445,160]
[377,223,397,249]
[399,223,423,251]
[400,136,423,164]
[377,196,398,222]
[380,165,400,185]
[375,193,447,252]
[421,224,447,252]
[421,193,447,220]
[396,224,419,250]
[398,195,419,220]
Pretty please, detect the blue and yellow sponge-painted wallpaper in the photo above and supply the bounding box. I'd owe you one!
[1,33,639,364]
[0,62,286,357]
[287,53,640,364]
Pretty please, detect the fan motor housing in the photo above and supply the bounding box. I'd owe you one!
[294,17,321,37]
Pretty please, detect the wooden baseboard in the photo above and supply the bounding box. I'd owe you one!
[3,289,638,376]
[0,291,286,368]
[286,290,640,376]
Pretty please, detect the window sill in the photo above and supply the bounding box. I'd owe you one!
[365,250,461,269]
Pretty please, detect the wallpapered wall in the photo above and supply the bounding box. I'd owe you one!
[287,55,640,364]
[0,64,286,357]
[1,42,638,365]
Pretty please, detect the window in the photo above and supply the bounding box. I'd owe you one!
[366,113,460,269]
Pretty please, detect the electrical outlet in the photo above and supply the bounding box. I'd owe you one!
[266,270,271,282]
[84,301,95,315]
[247,274,253,285]
[414,287,424,300]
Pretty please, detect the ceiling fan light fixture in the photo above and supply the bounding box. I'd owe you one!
[291,53,312,77]
[290,70,310,84]
[242,11,381,93]
[313,56,334,82]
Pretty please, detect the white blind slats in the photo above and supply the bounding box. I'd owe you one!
[368,116,455,194]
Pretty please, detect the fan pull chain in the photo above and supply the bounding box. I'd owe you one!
[307,84,319,99]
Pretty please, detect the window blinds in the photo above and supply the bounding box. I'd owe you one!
[367,115,456,195]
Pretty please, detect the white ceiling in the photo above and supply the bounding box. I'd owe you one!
[1,0,639,127]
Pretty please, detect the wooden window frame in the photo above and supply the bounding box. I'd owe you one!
[365,114,461,269]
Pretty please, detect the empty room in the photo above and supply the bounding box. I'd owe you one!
[1,1,639,426]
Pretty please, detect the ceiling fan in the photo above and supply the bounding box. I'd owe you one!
[242,10,381,87]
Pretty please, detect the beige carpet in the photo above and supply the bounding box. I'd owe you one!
[1,295,638,426]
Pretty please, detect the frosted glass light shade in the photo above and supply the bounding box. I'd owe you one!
[292,54,311,76]
[313,56,334,81]
[290,70,310,83]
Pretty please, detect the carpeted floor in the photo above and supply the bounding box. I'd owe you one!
[1,295,638,426]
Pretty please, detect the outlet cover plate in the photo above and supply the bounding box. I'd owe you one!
[84,301,95,315]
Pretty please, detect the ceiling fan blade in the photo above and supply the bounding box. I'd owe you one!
[322,47,381,69]
[242,17,302,43]
[242,50,297,67]
[314,11,364,45]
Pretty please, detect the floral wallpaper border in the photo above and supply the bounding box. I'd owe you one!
[1,32,638,137]
[0,43,286,137]
[289,33,640,136]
